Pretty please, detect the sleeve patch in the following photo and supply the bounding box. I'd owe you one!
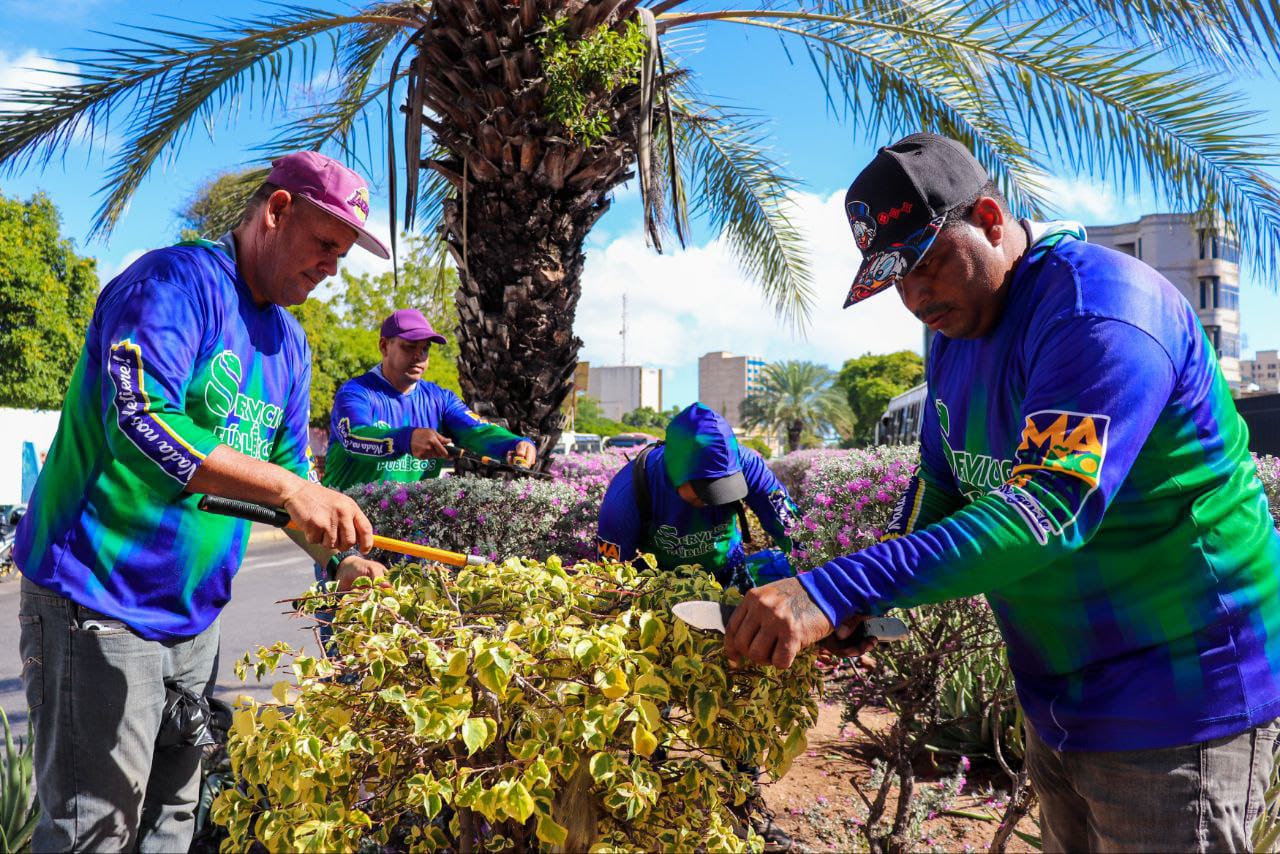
[1012,409,1110,488]
[108,339,206,484]
[596,538,622,561]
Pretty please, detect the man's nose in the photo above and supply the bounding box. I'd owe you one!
[318,256,339,278]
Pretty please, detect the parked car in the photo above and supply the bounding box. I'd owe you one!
[602,432,659,450]
[552,431,603,455]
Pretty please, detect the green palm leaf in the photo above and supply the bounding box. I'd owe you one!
[662,2,1280,278]
[0,7,414,234]
[741,360,853,451]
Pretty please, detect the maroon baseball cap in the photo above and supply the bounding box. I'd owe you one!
[380,309,447,345]
[266,151,390,259]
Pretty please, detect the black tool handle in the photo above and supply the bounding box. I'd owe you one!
[198,495,291,528]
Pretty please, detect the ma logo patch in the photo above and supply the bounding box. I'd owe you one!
[1013,409,1110,487]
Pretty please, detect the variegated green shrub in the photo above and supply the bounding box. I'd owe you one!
[213,557,820,852]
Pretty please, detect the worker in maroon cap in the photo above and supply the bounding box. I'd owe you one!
[321,307,536,498]
[16,150,390,851]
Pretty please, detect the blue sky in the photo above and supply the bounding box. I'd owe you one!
[2,0,1280,409]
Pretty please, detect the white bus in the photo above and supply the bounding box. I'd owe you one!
[873,383,927,446]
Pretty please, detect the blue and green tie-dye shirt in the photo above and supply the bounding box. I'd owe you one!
[321,369,529,491]
[15,237,313,640]
[800,223,1280,751]
[595,445,799,586]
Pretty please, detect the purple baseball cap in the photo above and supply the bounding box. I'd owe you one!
[380,309,447,345]
[266,151,390,259]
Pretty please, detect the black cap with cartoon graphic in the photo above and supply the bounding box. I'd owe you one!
[843,133,989,307]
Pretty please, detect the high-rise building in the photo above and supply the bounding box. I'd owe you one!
[698,351,767,429]
[585,365,663,421]
[1242,350,1280,393]
[1088,214,1241,385]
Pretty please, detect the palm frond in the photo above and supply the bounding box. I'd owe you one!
[666,88,814,330]
[662,1,1053,218]
[265,5,424,174]
[1036,0,1280,69]
[0,7,415,235]
[663,3,1280,280]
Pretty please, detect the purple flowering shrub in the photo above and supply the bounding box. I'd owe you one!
[773,445,920,567]
[350,474,604,564]
[768,447,1027,849]
[546,451,628,497]
[1255,454,1280,529]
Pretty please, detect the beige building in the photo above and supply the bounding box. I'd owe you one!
[585,364,663,421]
[1242,350,1280,393]
[698,351,767,429]
[1088,214,1241,386]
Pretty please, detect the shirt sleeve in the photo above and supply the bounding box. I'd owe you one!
[96,278,224,498]
[596,462,641,562]
[268,338,317,482]
[799,316,1176,624]
[881,390,965,540]
[739,449,800,551]
[437,388,530,458]
[329,383,414,458]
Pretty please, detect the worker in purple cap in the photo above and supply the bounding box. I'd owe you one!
[322,307,536,495]
[14,150,393,852]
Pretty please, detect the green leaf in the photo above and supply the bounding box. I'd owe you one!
[588,751,616,783]
[536,814,569,847]
[461,718,496,756]
[505,781,536,823]
[474,646,515,695]
[694,691,719,730]
[633,673,670,701]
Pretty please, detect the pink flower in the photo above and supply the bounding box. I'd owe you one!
[442,507,458,519]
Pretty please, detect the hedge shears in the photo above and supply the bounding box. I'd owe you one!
[444,444,553,480]
[672,600,909,645]
[198,495,487,568]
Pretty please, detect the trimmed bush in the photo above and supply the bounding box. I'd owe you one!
[215,558,820,852]
[352,476,603,564]
[774,446,918,565]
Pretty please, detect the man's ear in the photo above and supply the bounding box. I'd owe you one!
[378,336,390,358]
[972,196,1007,244]
[264,189,293,229]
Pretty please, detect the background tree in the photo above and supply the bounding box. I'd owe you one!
[741,360,853,453]
[0,191,97,410]
[839,351,925,446]
[621,404,678,433]
[4,0,1280,463]
[570,393,630,437]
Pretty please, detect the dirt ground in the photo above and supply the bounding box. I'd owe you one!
[759,697,1038,853]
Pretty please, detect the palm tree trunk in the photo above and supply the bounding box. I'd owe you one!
[787,419,803,453]
[443,181,614,457]
[418,0,644,463]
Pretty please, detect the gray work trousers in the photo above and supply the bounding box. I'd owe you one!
[18,577,220,852]
[1026,716,1279,852]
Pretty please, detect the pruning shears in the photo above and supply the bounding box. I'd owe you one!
[444,443,553,480]
[672,600,908,646]
[198,495,487,568]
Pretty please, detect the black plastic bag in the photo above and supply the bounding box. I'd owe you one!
[156,682,217,749]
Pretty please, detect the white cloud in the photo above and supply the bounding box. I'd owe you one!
[103,248,146,284]
[0,49,78,110]
[1038,176,1137,224]
[336,211,396,282]
[575,189,924,374]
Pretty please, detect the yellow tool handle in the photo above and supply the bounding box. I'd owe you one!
[199,495,486,568]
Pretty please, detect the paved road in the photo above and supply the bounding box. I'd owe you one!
[0,530,321,737]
